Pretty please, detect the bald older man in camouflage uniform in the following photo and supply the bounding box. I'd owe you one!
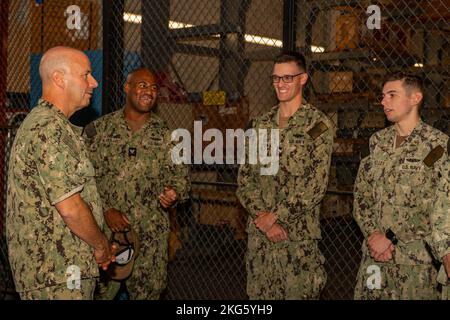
[237,52,334,300]
[353,72,450,300]
[6,47,114,300]
[84,68,190,300]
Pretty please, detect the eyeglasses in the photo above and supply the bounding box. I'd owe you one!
[271,72,305,83]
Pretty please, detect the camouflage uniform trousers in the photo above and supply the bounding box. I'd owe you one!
[354,254,440,300]
[21,279,96,300]
[437,266,450,300]
[443,286,450,300]
[247,237,326,300]
[95,233,169,300]
[127,232,169,300]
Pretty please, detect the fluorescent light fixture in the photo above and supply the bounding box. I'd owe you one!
[123,12,325,52]
[311,45,325,53]
[169,21,194,29]
[414,62,424,68]
[123,13,142,24]
[244,34,283,47]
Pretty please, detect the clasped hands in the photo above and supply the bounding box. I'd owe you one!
[254,211,288,243]
[367,230,395,262]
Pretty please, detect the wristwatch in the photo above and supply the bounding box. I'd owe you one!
[385,228,398,245]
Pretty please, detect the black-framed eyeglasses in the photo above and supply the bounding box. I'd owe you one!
[271,72,305,83]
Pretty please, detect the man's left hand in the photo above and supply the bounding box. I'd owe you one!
[265,223,288,243]
[159,187,178,208]
[254,211,277,233]
[443,253,450,278]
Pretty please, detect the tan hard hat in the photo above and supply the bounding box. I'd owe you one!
[107,228,140,281]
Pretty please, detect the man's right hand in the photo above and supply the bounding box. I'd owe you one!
[104,208,131,232]
[367,231,393,260]
[374,243,395,262]
[443,253,450,278]
[94,240,117,271]
[265,223,288,243]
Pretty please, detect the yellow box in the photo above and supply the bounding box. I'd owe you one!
[202,91,226,106]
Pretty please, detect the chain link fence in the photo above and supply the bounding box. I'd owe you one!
[0,0,449,300]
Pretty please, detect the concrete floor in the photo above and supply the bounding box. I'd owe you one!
[1,217,363,300]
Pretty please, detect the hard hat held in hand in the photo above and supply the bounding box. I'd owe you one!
[108,228,140,281]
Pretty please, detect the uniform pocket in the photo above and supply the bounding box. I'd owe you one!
[100,142,125,177]
[393,166,432,207]
[285,134,312,176]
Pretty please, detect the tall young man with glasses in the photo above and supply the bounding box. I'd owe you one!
[83,68,190,299]
[237,52,334,299]
[353,72,450,299]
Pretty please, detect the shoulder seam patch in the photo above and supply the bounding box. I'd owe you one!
[83,123,97,139]
[423,145,444,167]
[307,121,328,140]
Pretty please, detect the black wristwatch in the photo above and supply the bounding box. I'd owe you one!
[385,228,398,245]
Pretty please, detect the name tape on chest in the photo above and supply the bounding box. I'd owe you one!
[423,145,444,167]
[61,133,78,154]
[307,121,328,140]
[400,163,424,172]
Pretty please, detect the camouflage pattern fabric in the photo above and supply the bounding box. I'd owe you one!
[353,121,450,299]
[21,279,96,300]
[437,265,449,300]
[354,258,440,300]
[6,99,104,298]
[84,109,190,300]
[237,103,334,300]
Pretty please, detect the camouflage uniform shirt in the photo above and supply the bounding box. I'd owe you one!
[237,103,334,299]
[84,109,190,299]
[354,121,450,265]
[84,109,189,235]
[237,103,334,240]
[6,99,104,293]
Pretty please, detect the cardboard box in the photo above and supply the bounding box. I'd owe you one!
[329,72,353,93]
[312,71,353,94]
[340,111,359,129]
[360,112,386,128]
[335,12,360,50]
[420,0,450,20]
[362,21,411,54]
[31,0,100,53]
[193,189,247,240]
[192,98,249,158]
